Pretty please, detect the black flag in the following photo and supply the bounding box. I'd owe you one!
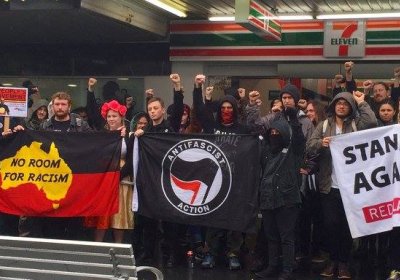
[136,133,260,232]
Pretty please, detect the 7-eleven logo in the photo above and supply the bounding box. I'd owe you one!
[324,21,366,58]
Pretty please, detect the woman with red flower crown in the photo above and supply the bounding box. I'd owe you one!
[84,100,134,243]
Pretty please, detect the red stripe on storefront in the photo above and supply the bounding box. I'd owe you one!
[366,47,400,55]
[170,48,323,56]
[367,20,400,29]
[282,21,324,30]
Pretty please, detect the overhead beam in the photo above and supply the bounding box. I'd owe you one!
[80,0,168,37]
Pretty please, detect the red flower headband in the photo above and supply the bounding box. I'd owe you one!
[101,100,127,119]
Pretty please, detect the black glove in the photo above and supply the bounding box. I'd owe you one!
[284,107,298,122]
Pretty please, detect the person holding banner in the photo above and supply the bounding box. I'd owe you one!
[84,100,133,243]
[134,73,185,268]
[192,74,252,270]
[306,91,377,279]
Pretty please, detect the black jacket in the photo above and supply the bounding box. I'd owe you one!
[259,119,305,210]
[193,87,250,135]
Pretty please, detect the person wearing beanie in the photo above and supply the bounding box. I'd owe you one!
[246,83,314,141]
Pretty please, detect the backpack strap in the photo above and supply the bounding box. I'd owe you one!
[322,119,328,136]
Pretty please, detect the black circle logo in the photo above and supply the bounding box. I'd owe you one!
[161,139,232,216]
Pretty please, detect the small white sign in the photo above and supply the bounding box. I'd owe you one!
[0,87,28,118]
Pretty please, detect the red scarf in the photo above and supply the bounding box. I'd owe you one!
[221,111,234,125]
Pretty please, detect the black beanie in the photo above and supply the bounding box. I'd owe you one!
[280,84,300,104]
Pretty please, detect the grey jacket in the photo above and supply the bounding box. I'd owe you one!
[306,92,377,194]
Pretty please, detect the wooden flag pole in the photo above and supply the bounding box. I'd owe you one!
[3,116,10,132]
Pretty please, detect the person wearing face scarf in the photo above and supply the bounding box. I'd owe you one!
[192,74,255,270]
[255,110,305,280]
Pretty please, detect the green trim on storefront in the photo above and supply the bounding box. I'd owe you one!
[170,32,323,47]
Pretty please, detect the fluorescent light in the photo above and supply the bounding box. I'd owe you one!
[209,16,235,22]
[145,0,186,18]
[210,14,313,22]
[317,12,400,19]
[117,77,130,81]
[2,83,13,86]
[277,15,313,21]
[67,84,77,88]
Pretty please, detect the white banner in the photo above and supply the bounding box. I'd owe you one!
[330,125,400,238]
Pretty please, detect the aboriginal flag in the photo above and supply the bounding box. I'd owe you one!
[136,133,260,232]
[0,130,121,217]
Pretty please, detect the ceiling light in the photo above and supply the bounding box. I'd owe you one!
[209,16,235,22]
[117,77,129,81]
[277,15,313,21]
[317,12,400,20]
[2,83,13,86]
[67,84,77,88]
[145,0,186,18]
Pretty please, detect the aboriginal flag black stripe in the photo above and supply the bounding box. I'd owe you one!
[136,133,260,233]
[0,130,121,217]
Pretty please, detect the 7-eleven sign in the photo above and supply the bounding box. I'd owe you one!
[324,21,366,58]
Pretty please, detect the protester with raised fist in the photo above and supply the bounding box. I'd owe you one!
[306,91,376,279]
[332,61,357,98]
[133,73,184,268]
[193,74,254,271]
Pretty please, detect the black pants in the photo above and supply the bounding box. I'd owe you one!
[389,227,400,270]
[206,227,243,257]
[25,217,83,240]
[297,190,323,255]
[320,189,353,263]
[0,213,19,236]
[262,206,299,273]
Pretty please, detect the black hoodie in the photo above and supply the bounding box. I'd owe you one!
[193,87,250,135]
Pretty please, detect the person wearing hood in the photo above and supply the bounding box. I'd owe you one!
[306,91,377,279]
[24,99,49,130]
[255,109,305,280]
[193,74,253,271]
[246,83,314,141]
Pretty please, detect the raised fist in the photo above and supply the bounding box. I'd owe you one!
[334,74,344,85]
[298,99,307,110]
[88,78,97,92]
[170,73,181,84]
[205,86,214,101]
[195,74,206,87]
[363,80,374,89]
[353,90,365,104]
[344,61,354,73]
[238,88,246,99]
[145,88,154,98]
[271,104,282,113]
[248,91,260,106]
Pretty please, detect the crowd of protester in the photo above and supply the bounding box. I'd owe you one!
[1,63,400,280]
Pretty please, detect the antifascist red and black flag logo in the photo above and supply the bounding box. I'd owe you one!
[136,133,260,233]
[0,130,121,217]
[162,139,231,216]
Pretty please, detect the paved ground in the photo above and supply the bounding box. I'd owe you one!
[138,251,389,280]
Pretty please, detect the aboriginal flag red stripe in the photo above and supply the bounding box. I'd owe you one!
[0,130,121,217]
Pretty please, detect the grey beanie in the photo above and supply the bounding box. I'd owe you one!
[280,84,300,104]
